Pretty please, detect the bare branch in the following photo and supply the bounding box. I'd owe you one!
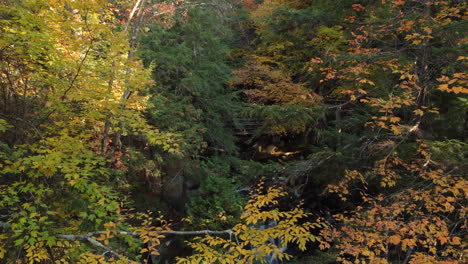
[80,229,234,237]
[0,220,233,242]
[57,234,123,259]
[125,0,144,32]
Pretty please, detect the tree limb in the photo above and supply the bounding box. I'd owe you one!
[78,229,234,237]
[57,234,123,259]
[124,0,144,32]
[0,221,233,261]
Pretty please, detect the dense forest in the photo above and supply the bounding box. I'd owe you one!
[0,0,466,263]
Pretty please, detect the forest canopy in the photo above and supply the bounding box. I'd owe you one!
[0,0,466,263]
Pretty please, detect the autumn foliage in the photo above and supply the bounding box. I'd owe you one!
[178,183,325,264]
[0,0,466,263]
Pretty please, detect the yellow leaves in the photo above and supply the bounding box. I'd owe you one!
[361,249,373,257]
[376,121,388,129]
[422,27,432,34]
[24,240,49,264]
[438,83,449,91]
[408,253,438,264]
[437,73,468,94]
[404,33,420,41]
[179,185,325,264]
[104,221,117,229]
[249,0,294,22]
[1,0,177,154]
[397,20,415,32]
[136,215,169,257]
[358,89,368,94]
[77,252,137,264]
[389,116,400,123]
[358,78,375,86]
[390,125,401,135]
[404,31,433,45]
[0,234,7,260]
[413,109,424,116]
[55,240,71,248]
[367,105,406,134]
[450,236,461,245]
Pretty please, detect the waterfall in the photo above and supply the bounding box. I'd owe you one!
[255,220,288,264]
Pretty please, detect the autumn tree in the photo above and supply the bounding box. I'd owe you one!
[0,0,178,262]
[178,183,326,264]
[1,0,466,263]
[231,58,322,135]
[312,1,468,263]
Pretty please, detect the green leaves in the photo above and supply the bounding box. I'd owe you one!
[0,119,11,132]
[185,156,245,230]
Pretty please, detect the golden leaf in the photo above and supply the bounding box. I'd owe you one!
[388,235,401,245]
[413,109,424,116]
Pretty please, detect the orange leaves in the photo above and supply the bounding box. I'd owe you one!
[308,57,323,71]
[317,2,467,262]
[352,4,365,12]
[310,57,323,64]
[242,0,258,9]
[233,59,320,107]
[397,20,415,32]
[393,0,406,6]
[373,155,406,188]
[328,170,365,201]
[387,235,401,245]
[437,73,468,94]
[401,238,416,249]
[389,116,401,123]
[435,2,463,25]
[328,138,467,263]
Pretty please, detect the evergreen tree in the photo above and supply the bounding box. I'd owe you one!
[139,2,241,155]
